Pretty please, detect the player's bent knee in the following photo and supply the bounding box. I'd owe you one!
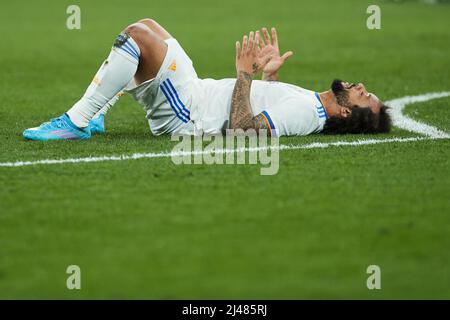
[138,18,157,27]
[137,18,172,40]
[124,23,151,39]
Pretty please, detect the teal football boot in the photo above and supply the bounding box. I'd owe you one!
[23,113,91,141]
[88,114,105,134]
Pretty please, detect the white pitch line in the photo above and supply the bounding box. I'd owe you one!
[0,92,449,168]
[386,91,450,138]
[0,136,435,168]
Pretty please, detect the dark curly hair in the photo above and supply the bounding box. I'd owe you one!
[322,105,391,134]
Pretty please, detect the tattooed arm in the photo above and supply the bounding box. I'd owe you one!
[229,31,272,133]
[230,71,269,131]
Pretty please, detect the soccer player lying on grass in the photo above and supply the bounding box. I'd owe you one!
[23,19,391,140]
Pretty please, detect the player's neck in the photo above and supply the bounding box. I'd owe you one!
[319,91,342,118]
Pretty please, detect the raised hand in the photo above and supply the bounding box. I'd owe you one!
[259,27,294,81]
[235,31,272,77]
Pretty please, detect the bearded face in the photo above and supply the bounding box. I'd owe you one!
[331,79,352,108]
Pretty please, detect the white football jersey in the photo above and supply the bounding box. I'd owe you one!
[187,78,328,136]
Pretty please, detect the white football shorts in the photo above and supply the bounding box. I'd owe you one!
[125,38,200,135]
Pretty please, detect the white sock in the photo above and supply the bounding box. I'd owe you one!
[67,33,140,127]
[92,91,123,119]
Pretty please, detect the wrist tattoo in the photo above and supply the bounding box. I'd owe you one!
[252,63,259,74]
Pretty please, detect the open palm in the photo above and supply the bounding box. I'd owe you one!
[258,27,293,77]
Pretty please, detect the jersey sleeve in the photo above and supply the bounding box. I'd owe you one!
[255,99,319,136]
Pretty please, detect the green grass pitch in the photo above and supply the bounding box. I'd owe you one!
[0,0,449,298]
